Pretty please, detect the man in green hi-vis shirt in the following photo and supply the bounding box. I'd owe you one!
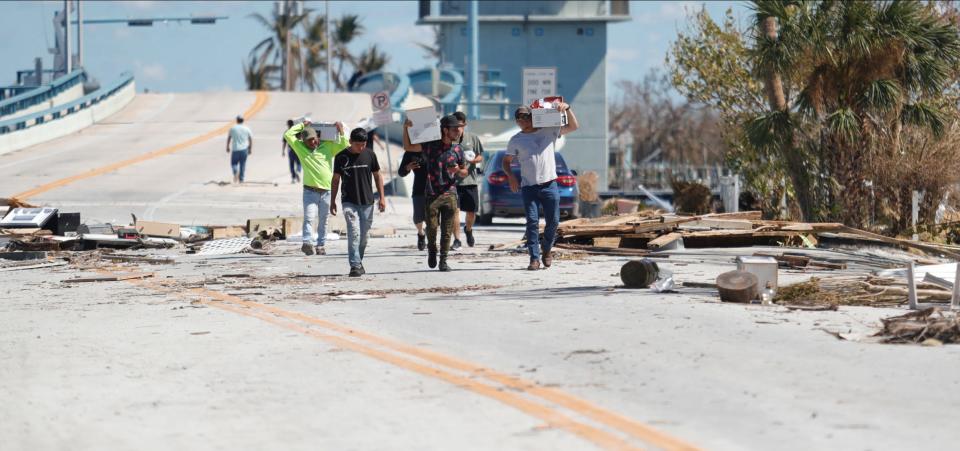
[284,120,349,256]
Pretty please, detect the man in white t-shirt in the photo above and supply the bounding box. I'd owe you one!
[503,103,579,271]
[226,115,254,184]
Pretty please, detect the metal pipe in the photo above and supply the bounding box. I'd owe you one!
[952,261,960,310]
[467,0,479,119]
[64,0,72,74]
[325,0,332,92]
[907,261,918,310]
[77,0,83,68]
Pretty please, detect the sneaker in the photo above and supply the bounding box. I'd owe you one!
[527,260,541,271]
[438,258,450,272]
[315,246,326,256]
[349,266,362,277]
[417,233,426,251]
[465,228,475,247]
[451,239,462,250]
[359,264,366,275]
[428,250,437,268]
[542,251,553,268]
[301,243,315,256]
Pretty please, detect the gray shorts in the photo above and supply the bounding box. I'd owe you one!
[412,195,426,224]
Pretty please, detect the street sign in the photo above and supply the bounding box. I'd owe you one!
[522,67,557,107]
[371,90,391,112]
[371,90,393,126]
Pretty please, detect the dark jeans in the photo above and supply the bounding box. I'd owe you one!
[230,149,248,182]
[425,191,457,256]
[521,180,560,261]
[288,151,301,179]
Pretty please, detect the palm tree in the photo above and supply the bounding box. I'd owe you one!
[249,7,311,90]
[330,14,365,91]
[415,26,443,63]
[355,44,390,73]
[746,0,960,224]
[242,53,278,90]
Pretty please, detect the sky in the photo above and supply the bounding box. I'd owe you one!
[0,0,749,98]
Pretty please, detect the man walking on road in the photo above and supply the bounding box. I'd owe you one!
[281,119,301,184]
[403,114,468,271]
[450,111,484,249]
[331,128,387,277]
[226,115,253,184]
[503,103,579,270]
[398,149,428,251]
[284,119,348,256]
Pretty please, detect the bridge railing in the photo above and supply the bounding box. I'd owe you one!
[0,72,133,135]
[0,70,86,117]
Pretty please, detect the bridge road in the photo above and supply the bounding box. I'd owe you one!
[2,90,960,451]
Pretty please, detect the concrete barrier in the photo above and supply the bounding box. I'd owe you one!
[0,80,135,157]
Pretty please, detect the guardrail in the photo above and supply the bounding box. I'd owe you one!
[0,72,133,135]
[0,70,86,117]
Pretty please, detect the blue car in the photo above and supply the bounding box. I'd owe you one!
[477,150,580,225]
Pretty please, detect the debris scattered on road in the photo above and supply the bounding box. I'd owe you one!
[877,308,960,344]
[63,272,154,283]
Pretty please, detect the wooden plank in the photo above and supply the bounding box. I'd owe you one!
[135,221,180,239]
[647,232,683,250]
[680,219,754,230]
[213,226,246,240]
[281,216,303,238]
[592,237,622,248]
[63,273,154,283]
[0,261,66,272]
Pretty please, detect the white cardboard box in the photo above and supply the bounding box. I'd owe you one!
[532,109,568,128]
[406,106,441,144]
[310,123,340,141]
[736,255,778,298]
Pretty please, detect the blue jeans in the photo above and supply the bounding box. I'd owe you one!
[302,188,331,246]
[521,180,560,261]
[343,202,374,268]
[230,149,248,182]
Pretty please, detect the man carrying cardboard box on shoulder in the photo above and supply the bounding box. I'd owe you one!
[284,119,348,256]
[503,99,579,271]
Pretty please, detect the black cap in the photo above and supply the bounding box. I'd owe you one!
[514,106,532,119]
[440,114,464,128]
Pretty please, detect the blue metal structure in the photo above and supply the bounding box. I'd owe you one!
[0,72,133,134]
[0,70,86,116]
[467,0,479,119]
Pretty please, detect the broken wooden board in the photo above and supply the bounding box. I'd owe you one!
[64,273,154,283]
[647,232,683,250]
[592,237,621,248]
[212,226,247,240]
[100,254,175,264]
[0,260,67,272]
[679,219,754,230]
[281,217,303,239]
[135,221,180,239]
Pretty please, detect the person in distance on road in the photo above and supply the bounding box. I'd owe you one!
[226,115,253,184]
[283,119,348,256]
[330,128,387,278]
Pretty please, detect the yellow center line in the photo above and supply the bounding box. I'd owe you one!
[14,91,270,200]
[98,268,701,451]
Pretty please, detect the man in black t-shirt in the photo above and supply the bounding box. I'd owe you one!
[398,150,428,251]
[331,128,387,277]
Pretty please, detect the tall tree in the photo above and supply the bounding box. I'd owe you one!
[249,7,311,90]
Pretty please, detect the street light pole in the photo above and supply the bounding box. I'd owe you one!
[325,0,332,92]
[64,0,72,74]
[467,0,479,119]
[77,0,83,68]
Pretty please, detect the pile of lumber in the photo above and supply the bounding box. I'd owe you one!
[554,210,960,259]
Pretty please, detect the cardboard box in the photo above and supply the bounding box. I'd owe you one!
[281,216,303,238]
[212,226,246,240]
[405,106,441,144]
[736,255,778,298]
[532,109,568,128]
[135,220,180,239]
[310,123,340,141]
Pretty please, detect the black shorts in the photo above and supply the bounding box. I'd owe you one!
[457,185,479,212]
[412,195,426,224]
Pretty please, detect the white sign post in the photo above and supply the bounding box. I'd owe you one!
[371,90,395,196]
[522,67,557,107]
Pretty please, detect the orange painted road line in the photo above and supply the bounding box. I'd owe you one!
[14,91,270,200]
[100,268,701,451]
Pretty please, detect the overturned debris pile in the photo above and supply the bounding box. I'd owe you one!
[773,276,956,308]
[877,308,960,344]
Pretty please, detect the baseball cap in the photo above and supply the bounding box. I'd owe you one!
[514,106,531,119]
[440,114,464,129]
[301,126,318,140]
